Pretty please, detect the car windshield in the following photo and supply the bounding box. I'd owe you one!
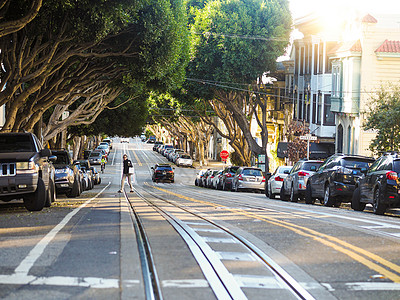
[0,135,34,152]
[54,153,69,164]
[302,162,323,171]
[181,155,191,159]
[228,167,239,174]
[98,145,108,149]
[89,153,102,158]
[341,158,372,169]
[277,167,292,174]
[242,168,262,176]
[156,166,172,171]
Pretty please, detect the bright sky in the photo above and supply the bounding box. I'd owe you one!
[289,0,400,19]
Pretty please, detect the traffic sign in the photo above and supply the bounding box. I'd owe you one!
[220,150,229,160]
[300,134,317,141]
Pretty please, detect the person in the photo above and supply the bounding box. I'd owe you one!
[101,155,106,173]
[118,154,133,193]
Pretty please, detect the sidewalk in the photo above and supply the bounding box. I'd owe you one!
[192,159,229,170]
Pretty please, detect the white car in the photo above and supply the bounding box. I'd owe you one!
[266,166,292,199]
[176,154,193,167]
[120,138,129,143]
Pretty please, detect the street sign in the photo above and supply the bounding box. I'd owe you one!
[300,134,317,141]
[220,150,229,160]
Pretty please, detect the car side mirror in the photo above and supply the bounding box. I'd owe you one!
[49,155,57,162]
[40,148,52,157]
[310,166,317,171]
[283,170,290,174]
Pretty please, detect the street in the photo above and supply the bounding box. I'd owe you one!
[1,138,400,299]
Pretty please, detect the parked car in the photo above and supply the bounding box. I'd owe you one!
[305,154,374,207]
[352,152,400,215]
[195,169,208,187]
[153,141,163,151]
[0,132,56,211]
[176,154,193,167]
[96,144,110,155]
[266,166,292,199]
[88,151,103,165]
[90,166,101,185]
[221,166,240,191]
[212,170,224,189]
[164,148,174,158]
[280,159,323,202]
[52,149,81,197]
[205,170,219,188]
[162,145,174,156]
[201,169,215,187]
[102,138,113,149]
[231,167,265,192]
[120,137,129,143]
[74,160,94,190]
[151,164,174,183]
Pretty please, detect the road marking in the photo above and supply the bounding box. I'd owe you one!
[14,183,111,275]
[149,184,400,283]
[346,282,400,290]
[132,150,142,166]
[162,279,209,288]
[233,274,284,289]
[202,236,237,243]
[0,274,138,288]
[217,252,257,261]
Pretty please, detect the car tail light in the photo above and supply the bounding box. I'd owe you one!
[386,171,398,181]
[298,171,309,177]
[275,176,284,181]
[226,173,232,177]
[262,176,265,183]
[336,166,352,175]
[238,174,243,181]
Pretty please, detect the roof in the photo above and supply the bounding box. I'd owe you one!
[362,14,378,24]
[328,40,362,56]
[375,40,400,53]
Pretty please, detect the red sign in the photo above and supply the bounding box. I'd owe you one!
[220,150,229,160]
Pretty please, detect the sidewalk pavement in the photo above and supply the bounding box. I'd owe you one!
[192,159,230,170]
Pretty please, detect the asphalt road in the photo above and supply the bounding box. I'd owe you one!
[1,138,400,299]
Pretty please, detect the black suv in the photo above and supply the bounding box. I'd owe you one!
[52,150,81,197]
[221,166,240,191]
[151,164,174,183]
[352,153,400,215]
[305,154,374,207]
[0,132,56,211]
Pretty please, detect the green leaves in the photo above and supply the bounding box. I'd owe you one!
[363,84,400,154]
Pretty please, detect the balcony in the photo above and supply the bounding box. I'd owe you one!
[331,96,360,114]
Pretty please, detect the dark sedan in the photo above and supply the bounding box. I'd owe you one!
[151,164,174,183]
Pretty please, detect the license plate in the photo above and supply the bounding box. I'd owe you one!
[249,178,255,182]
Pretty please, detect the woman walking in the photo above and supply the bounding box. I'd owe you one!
[118,154,133,193]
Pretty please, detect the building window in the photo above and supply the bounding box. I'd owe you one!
[313,44,318,75]
[347,125,352,154]
[352,127,356,154]
[307,45,312,74]
[318,42,324,74]
[337,124,343,153]
[295,46,299,75]
[299,93,303,120]
[300,47,304,76]
[317,93,322,124]
[305,92,310,123]
[323,94,335,125]
[312,94,317,123]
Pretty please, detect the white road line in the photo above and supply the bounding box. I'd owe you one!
[0,274,138,288]
[13,183,111,275]
[162,279,209,288]
[346,282,400,290]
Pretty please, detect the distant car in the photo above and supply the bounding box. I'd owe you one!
[266,166,292,199]
[205,170,219,188]
[74,160,95,190]
[146,136,156,143]
[121,138,129,143]
[151,164,174,183]
[153,141,163,151]
[161,145,174,156]
[231,167,265,192]
[102,138,113,149]
[280,159,323,202]
[88,151,103,165]
[212,170,224,189]
[352,152,400,215]
[176,154,193,167]
[195,169,208,187]
[96,144,110,155]
[221,166,240,191]
[305,154,374,207]
[52,149,81,197]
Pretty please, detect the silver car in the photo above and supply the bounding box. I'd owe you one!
[232,167,265,192]
[266,166,292,199]
[280,159,323,202]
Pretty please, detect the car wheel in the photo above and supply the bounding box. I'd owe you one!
[280,183,288,201]
[223,182,227,191]
[373,187,387,215]
[305,183,315,204]
[23,178,46,211]
[290,185,298,202]
[323,184,335,207]
[44,179,55,207]
[234,183,239,192]
[195,179,198,186]
[67,178,80,198]
[269,185,276,199]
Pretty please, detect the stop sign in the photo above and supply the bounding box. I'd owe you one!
[220,150,229,160]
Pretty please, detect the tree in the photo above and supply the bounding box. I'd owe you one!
[186,0,292,171]
[363,84,400,154]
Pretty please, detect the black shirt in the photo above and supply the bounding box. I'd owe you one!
[123,159,133,174]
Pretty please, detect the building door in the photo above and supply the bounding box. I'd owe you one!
[337,124,343,153]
